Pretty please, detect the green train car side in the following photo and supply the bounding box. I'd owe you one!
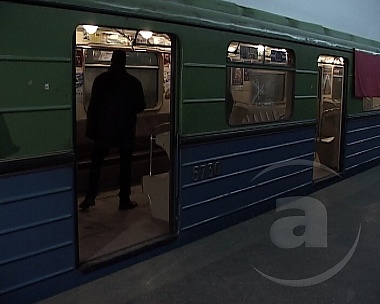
[1,1,380,303]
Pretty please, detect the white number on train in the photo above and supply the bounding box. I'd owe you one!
[192,162,220,181]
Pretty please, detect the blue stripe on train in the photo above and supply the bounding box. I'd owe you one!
[345,116,380,170]
[179,127,315,233]
[0,166,75,296]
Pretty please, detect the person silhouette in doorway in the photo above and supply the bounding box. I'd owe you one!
[80,50,145,211]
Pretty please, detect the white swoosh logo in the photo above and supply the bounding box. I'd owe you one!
[251,159,340,183]
[252,224,361,287]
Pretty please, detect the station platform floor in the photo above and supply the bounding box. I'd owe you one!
[38,165,380,304]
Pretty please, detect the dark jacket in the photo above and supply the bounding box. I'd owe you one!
[86,68,145,149]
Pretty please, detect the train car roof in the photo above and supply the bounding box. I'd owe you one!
[13,0,380,52]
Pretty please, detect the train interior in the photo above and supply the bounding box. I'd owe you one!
[75,25,173,265]
[226,42,294,125]
[314,55,344,180]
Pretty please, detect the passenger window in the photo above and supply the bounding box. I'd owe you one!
[226,42,294,125]
[75,26,172,120]
[82,49,159,110]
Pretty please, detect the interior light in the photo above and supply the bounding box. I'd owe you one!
[336,57,344,65]
[228,45,238,53]
[140,30,153,39]
[257,44,265,53]
[83,25,98,34]
[109,34,119,40]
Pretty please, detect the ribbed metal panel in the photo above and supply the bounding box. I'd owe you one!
[179,128,315,231]
[0,167,75,295]
[345,116,380,170]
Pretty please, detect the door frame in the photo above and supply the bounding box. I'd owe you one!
[314,55,346,180]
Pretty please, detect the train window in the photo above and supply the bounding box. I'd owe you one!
[226,42,294,125]
[76,25,172,119]
[363,97,380,111]
[78,48,159,112]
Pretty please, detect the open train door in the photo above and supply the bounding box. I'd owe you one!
[74,25,176,266]
[314,55,345,180]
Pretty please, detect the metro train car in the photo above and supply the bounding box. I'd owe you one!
[1,0,380,302]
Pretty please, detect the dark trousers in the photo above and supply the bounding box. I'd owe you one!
[86,145,133,203]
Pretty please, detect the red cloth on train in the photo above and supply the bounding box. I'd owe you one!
[355,50,380,97]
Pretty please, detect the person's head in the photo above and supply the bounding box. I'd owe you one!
[111,50,126,69]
